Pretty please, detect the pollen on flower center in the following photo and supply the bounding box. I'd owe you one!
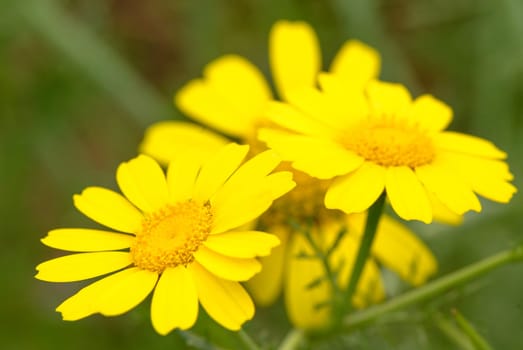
[131,200,213,272]
[341,121,435,168]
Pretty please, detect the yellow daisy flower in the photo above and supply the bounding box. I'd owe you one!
[139,20,438,329]
[259,77,517,223]
[35,144,295,335]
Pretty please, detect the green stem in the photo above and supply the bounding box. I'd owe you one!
[344,245,523,330]
[277,328,305,350]
[238,329,261,350]
[343,193,386,309]
[433,314,475,350]
[452,309,494,350]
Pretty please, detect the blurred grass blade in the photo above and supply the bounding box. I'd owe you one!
[18,0,174,127]
[452,309,494,350]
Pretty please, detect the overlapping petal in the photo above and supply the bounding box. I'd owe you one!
[325,162,385,213]
[194,246,261,281]
[175,55,272,138]
[191,262,254,330]
[140,121,229,165]
[35,252,132,282]
[116,155,169,213]
[73,187,142,234]
[385,166,432,223]
[192,143,249,202]
[204,231,280,258]
[42,229,133,252]
[246,226,289,306]
[259,128,364,179]
[151,266,198,334]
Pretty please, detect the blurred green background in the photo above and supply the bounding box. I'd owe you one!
[1,0,522,349]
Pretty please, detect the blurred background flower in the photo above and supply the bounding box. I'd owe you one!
[1,0,522,349]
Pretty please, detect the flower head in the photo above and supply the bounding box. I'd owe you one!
[138,20,440,329]
[260,77,517,223]
[36,144,295,334]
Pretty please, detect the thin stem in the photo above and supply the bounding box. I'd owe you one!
[343,193,386,309]
[452,309,493,350]
[277,328,305,350]
[238,329,261,350]
[433,314,475,350]
[344,244,523,330]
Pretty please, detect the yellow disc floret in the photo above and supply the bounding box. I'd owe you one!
[342,120,435,168]
[131,200,213,272]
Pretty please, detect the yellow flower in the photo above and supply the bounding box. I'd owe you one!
[140,20,380,160]
[260,78,517,223]
[35,144,295,335]
[139,20,438,329]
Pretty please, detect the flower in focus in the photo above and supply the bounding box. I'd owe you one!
[35,144,295,334]
[139,19,439,329]
[260,78,517,223]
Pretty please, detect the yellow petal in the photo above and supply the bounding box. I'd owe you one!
[35,252,132,282]
[284,232,331,329]
[166,155,201,203]
[211,171,295,234]
[95,267,158,316]
[286,86,368,132]
[269,20,321,100]
[55,268,157,321]
[175,55,272,138]
[246,225,289,306]
[56,270,124,321]
[408,95,453,131]
[204,231,280,258]
[416,162,481,215]
[259,128,364,179]
[216,149,282,191]
[434,132,507,159]
[116,155,169,213]
[74,187,143,234]
[428,191,464,226]
[376,216,437,285]
[438,152,517,203]
[192,143,249,202]
[325,162,385,213]
[330,40,381,87]
[193,246,261,281]
[151,266,198,334]
[385,166,432,223]
[42,228,133,252]
[366,80,412,116]
[140,121,229,165]
[191,262,254,330]
[264,101,333,137]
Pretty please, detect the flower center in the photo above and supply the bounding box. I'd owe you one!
[341,120,435,168]
[131,200,213,272]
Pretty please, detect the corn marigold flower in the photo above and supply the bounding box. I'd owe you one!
[139,20,438,329]
[259,77,517,223]
[35,144,295,335]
